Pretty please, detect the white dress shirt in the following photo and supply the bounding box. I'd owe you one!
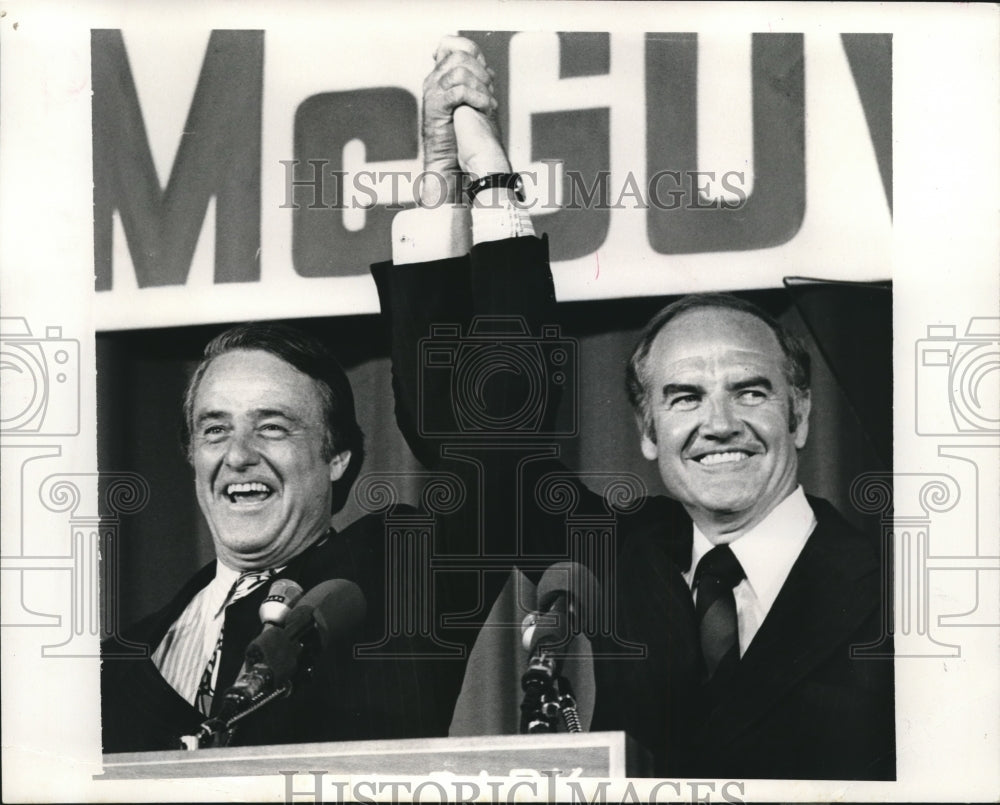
[151,562,242,705]
[683,486,817,657]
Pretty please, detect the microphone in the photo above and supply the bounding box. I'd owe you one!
[216,578,367,723]
[522,561,601,657]
[207,578,301,717]
[258,578,304,628]
[520,562,600,734]
[209,577,302,717]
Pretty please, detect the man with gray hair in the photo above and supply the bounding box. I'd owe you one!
[374,35,894,779]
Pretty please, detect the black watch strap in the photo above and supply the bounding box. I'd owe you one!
[466,173,525,203]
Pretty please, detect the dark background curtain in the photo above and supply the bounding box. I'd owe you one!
[98,284,891,628]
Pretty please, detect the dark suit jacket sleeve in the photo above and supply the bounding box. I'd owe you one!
[370,235,555,470]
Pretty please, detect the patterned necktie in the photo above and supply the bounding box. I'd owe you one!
[693,544,746,696]
[196,568,276,716]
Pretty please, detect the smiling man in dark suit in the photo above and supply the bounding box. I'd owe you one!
[374,35,894,779]
[613,295,895,779]
[101,323,452,752]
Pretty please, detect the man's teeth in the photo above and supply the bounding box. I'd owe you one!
[697,451,750,466]
[225,482,272,502]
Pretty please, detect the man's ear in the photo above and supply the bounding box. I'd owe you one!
[327,450,352,482]
[637,413,659,460]
[792,391,811,449]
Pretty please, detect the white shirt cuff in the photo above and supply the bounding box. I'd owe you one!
[390,196,536,266]
[391,205,471,265]
[471,193,536,244]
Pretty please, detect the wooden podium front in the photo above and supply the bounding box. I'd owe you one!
[101,731,650,779]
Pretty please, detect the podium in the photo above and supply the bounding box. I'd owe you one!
[100,731,650,779]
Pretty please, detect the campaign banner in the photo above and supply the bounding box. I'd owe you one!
[91,27,892,330]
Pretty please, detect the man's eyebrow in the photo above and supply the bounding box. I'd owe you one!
[729,376,774,392]
[194,410,229,425]
[661,382,703,399]
[252,408,305,424]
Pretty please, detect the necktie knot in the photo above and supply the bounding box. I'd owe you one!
[694,544,745,591]
[229,568,277,605]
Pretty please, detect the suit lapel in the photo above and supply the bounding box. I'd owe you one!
[104,560,220,740]
[128,560,218,652]
[694,503,879,746]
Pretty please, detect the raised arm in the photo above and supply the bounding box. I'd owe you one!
[371,36,555,470]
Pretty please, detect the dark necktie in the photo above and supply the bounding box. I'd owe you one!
[196,569,276,716]
[693,544,746,695]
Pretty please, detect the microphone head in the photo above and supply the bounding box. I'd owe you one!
[258,578,304,627]
[536,561,602,621]
[281,578,368,649]
[520,612,539,652]
[246,578,369,687]
[524,562,602,652]
[311,579,367,649]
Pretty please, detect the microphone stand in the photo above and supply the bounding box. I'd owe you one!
[179,681,293,750]
[519,648,583,734]
[520,647,558,733]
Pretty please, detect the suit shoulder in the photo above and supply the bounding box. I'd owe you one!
[806,495,881,580]
[319,506,421,571]
[616,494,692,569]
[335,505,420,539]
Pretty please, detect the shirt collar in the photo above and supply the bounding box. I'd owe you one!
[687,486,817,613]
[207,531,333,617]
[205,562,242,619]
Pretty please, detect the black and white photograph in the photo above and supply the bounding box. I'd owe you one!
[1,2,997,802]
